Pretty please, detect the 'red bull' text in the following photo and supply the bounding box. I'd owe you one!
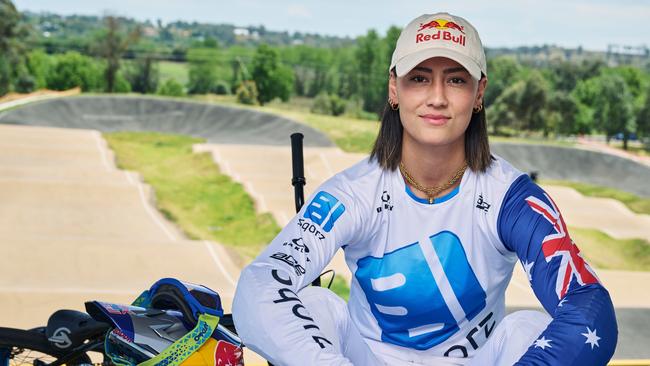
[416,31,466,46]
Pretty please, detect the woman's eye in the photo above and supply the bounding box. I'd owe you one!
[409,75,428,83]
[449,77,467,85]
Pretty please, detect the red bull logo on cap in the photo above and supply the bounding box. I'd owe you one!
[416,18,466,46]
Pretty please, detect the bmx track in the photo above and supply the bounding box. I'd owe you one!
[0,95,648,361]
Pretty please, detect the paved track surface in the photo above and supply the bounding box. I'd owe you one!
[492,143,650,197]
[0,124,265,364]
[0,95,332,147]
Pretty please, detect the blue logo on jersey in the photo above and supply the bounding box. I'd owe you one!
[355,231,486,350]
[303,191,345,232]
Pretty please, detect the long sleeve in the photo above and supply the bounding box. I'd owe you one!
[497,175,618,365]
[232,176,361,365]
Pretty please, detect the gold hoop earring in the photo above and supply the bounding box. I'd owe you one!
[388,98,399,111]
[473,104,483,113]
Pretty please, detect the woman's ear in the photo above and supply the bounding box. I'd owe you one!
[475,76,488,106]
[388,72,398,103]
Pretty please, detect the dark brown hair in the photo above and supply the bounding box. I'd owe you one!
[370,73,492,173]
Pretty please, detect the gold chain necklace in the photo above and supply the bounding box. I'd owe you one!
[399,161,467,204]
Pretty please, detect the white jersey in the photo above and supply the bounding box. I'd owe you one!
[232,156,617,365]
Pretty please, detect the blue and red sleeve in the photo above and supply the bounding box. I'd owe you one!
[497,175,617,365]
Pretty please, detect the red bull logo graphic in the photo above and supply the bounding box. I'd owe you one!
[416,18,466,46]
[213,340,244,366]
[418,19,465,33]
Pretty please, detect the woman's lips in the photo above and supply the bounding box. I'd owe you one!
[420,114,450,126]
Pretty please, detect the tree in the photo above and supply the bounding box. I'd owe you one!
[187,47,219,94]
[0,57,10,96]
[281,45,331,97]
[484,57,521,107]
[126,56,159,94]
[637,89,650,142]
[329,47,358,99]
[518,71,549,132]
[486,70,550,135]
[488,80,524,135]
[46,52,103,91]
[546,92,580,136]
[355,29,387,116]
[93,15,141,93]
[384,26,401,65]
[251,44,293,105]
[605,66,649,131]
[0,0,28,95]
[0,0,20,55]
[574,74,636,148]
[545,59,604,93]
[26,49,51,89]
[486,100,517,136]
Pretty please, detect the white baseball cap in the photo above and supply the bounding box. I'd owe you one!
[390,12,487,80]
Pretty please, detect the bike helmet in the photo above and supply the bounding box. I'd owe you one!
[85,278,243,366]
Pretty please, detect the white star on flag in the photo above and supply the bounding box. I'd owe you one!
[522,260,534,282]
[534,336,552,350]
[581,327,601,349]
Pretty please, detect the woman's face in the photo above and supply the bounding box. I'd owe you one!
[389,57,487,151]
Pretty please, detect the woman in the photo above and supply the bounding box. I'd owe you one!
[233,12,617,365]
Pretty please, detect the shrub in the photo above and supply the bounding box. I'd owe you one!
[311,92,347,116]
[26,50,51,89]
[14,72,36,93]
[212,80,231,95]
[344,97,378,120]
[157,79,185,97]
[46,52,102,91]
[113,72,131,93]
[310,92,331,115]
[330,94,346,116]
[236,80,258,105]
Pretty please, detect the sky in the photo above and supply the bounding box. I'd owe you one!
[13,0,650,52]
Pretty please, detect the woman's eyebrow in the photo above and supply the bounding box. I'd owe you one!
[412,66,432,73]
[410,66,467,74]
[443,67,467,74]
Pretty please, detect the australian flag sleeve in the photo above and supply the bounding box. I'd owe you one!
[497,175,618,365]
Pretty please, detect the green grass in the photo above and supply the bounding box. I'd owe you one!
[272,110,379,153]
[104,131,280,261]
[329,275,351,301]
[570,226,650,271]
[542,179,650,215]
[158,61,189,87]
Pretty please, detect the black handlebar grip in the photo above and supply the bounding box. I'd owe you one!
[290,133,306,213]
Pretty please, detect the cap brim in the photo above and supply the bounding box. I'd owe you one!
[395,48,482,80]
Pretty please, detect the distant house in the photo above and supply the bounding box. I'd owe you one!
[142,26,158,37]
[234,27,260,40]
[233,28,249,37]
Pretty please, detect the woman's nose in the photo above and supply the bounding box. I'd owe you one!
[426,79,448,108]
